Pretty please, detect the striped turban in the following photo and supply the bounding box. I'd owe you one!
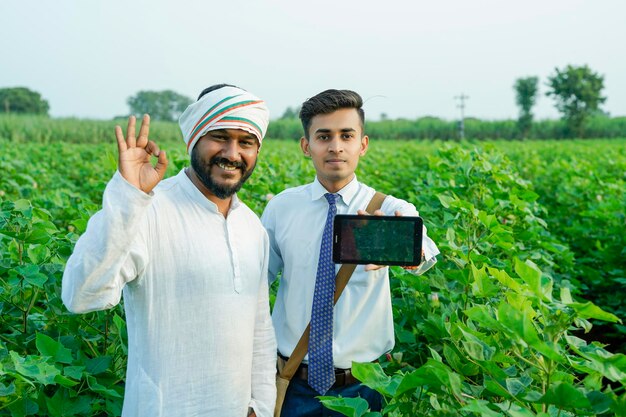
[179,86,270,155]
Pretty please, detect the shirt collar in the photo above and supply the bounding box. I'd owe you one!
[310,175,359,206]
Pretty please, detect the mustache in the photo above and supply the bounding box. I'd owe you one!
[209,156,247,170]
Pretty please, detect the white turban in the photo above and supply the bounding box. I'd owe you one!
[179,86,270,154]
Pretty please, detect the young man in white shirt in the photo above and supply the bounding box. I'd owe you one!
[261,89,439,416]
[63,85,276,417]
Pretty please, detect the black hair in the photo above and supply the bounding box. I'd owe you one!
[197,83,243,100]
[299,89,365,138]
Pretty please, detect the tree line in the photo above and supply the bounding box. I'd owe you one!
[0,64,612,139]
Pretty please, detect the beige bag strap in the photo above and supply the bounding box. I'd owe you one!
[278,191,387,380]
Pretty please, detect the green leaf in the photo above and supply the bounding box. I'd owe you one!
[54,373,79,387]
[13,199,31,211]
[86,375,122,398]
[567,301,621,323]
[7,397,39,417]
[85,356,112,375]
[318,396,369,417]
[394,368,432,397]
[351,362,398,397]
[489,267,522,293]
[0,382,16,396]
[514,258,545,300]
[437,194,455,208]
[27,244,50,264]
[537,382,592,409]
[497,302,540,345]
[462,399,503,416]
[63,365,85,380]
[36,333,73,364]
[464,305,500,329]
[470,263,499,298]
[16,263,48,287]
[10,351,60,385]
[46,389,92,417]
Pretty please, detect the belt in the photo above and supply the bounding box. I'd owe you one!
[293,363,359,388]
[278,354,370,388]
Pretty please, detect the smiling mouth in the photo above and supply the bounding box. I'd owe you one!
[217,162,240,171]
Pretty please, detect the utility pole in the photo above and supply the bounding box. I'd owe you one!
[454,93,469,140]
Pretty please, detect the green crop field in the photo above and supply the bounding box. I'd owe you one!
[1,128,625,415]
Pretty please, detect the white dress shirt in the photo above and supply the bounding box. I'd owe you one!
[261,176,439,369]
[62,170,276,417]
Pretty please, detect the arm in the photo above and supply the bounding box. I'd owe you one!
[248,235,277,417]
[62,115,169,312]
[62,173,151,312]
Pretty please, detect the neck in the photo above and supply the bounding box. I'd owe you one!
[185,168,232,217]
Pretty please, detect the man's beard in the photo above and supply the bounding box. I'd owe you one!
[190,150,256,199]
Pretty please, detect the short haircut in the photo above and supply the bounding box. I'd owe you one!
[197,83,242,100]
[299,89,365,139]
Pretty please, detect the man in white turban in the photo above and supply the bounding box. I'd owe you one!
[62,84,276,417]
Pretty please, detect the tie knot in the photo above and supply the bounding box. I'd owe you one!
[324,193,337,206]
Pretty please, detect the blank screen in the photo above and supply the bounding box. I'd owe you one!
[339,218,415,263]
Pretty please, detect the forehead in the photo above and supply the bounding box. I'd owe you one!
[309,108,362,134]
[208,128,258,140]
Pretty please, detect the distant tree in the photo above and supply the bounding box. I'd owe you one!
[514,76,539,138]
[546,65,606,138]
[0,87,50,115]
[280,106,300,119]
[127,90,192,122]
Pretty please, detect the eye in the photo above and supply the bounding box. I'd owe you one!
[341,133,354,140]
[318,134,330,141]
[240,139,256,148]
[210,133,228,141]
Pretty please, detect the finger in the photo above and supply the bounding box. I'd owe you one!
[154,150,168,180]
[364,264,385,271]
[373,209,384,216]
[145,140,161,157]
[115,125,127,153]
[126,115,137,148]
[356,209,369,216]
[137,114,150,148]
[394,210,403,217]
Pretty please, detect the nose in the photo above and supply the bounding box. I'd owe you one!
[222,139,242,161]
[328,136,343,153]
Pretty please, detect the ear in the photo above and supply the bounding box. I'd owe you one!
[300,136,311,156]
[360,135,369,156]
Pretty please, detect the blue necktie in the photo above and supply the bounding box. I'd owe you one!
[308,193,337,394]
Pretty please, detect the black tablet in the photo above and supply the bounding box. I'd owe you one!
[332,215,423,266]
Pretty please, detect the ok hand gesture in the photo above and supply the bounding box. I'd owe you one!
[115,115,168,194]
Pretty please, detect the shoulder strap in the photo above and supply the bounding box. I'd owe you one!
[279,191,387,380]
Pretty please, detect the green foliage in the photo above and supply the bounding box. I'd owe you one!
[3,114,626,143]
[514,77,539,139]
[0,88,49,116]
[126,90,192,122]
[1,137,625,416]
[546,65,606,138]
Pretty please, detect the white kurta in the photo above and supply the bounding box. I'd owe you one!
[62,170,276,417]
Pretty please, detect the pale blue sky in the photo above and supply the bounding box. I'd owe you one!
[1,0,624,121]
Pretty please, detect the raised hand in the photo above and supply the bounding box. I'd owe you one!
[115,115,168,194]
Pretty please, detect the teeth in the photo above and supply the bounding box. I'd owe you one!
[218,163,238,171]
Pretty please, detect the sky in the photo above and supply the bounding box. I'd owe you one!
[1,0,625,121]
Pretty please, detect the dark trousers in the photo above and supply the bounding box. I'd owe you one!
[280,377,383,417]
